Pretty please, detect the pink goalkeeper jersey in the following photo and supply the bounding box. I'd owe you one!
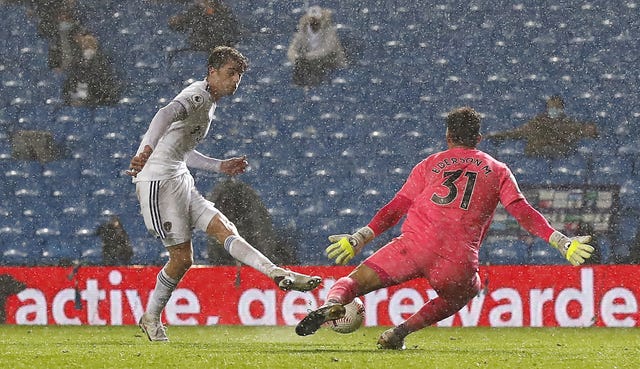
[397,147,525,261]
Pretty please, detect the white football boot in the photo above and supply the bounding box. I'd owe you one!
[139,313,169,342]
[270,268,322,292]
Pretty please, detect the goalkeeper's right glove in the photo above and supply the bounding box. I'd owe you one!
[548,231,595,266]
[325,226,375,265]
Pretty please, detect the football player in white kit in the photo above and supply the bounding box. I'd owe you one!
[127,46,322,341]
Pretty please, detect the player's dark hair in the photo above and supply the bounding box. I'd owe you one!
[207,46,248,74]
[446,107,481,147]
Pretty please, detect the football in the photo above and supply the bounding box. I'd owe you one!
[322,297,365,334]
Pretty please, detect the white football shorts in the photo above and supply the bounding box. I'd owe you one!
[135,173,220,247]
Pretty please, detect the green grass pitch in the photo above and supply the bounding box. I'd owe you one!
[1,325,638,368]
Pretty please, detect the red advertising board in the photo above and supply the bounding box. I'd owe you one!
[0,265,638,327]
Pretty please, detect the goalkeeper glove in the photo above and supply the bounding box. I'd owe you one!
[548,230,595,266]
[325,226,375,265]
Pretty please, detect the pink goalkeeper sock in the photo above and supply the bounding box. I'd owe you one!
[326,277,359,304]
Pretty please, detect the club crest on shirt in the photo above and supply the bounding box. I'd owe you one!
[163,221,172,232]
[187,94,205,110]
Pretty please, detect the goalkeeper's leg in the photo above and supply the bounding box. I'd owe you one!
[295,302,346,336]
[296,264,384,336]
[299,236,422,337]
[395,268,481,338]
[322,235,421,306]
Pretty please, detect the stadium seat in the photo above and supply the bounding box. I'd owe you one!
[478,238,493,265]
[528,239,566,265]
[590,154,632,185]
[614,210,639,245]
[192,231,212,265]
[483,238,528,265]
[34,224,67,265]
[295,213,355,265]
[508,156,552,186]
[595,235,612,264]
[618,179,640,212]
[168,51,208,79]
[548,155,588,186]
[79,247,102,266]
[130,236,163,265]
[485,240,521,267]
[6,160,43,179]
[43,160,82,193]
[41,233,79,266]
[76,233,104,266]
[2,235,44,266]
[15,182,48,216]
[2,247,31,266]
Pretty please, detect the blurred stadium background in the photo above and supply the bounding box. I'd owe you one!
[1,0,638,267]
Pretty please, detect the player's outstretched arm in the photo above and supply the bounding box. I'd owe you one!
[185,151,248,176]
[505,199,594,266]
[219,156,249,176]
[325,226,375,265]
[549,231,594,266]
[325,194,411,265]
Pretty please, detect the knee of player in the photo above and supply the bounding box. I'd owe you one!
[167,246,194,271]
[209,219,239,244]
[172,254,193,271]
[459,281,483,302]
[436,279,482,306]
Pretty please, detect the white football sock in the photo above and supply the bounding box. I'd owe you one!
[146,268,179,319]
[224,235,278,276]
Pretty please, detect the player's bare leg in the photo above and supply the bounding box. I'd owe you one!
[140,241,193,342]
[207,213,322,292]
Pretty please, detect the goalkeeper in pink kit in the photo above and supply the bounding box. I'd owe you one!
[295,107,594,349]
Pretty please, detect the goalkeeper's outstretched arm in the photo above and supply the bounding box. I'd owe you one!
[325,194,412,265]
[505,199,594,265]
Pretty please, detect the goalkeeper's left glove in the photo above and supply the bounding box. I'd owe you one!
[325,226,375,265]
[549,230,595,266]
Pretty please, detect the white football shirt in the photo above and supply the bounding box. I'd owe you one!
[134,80,216,182]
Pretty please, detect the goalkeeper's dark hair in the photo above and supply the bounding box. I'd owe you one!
[207,46,248,74]
[446,107,481,147]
